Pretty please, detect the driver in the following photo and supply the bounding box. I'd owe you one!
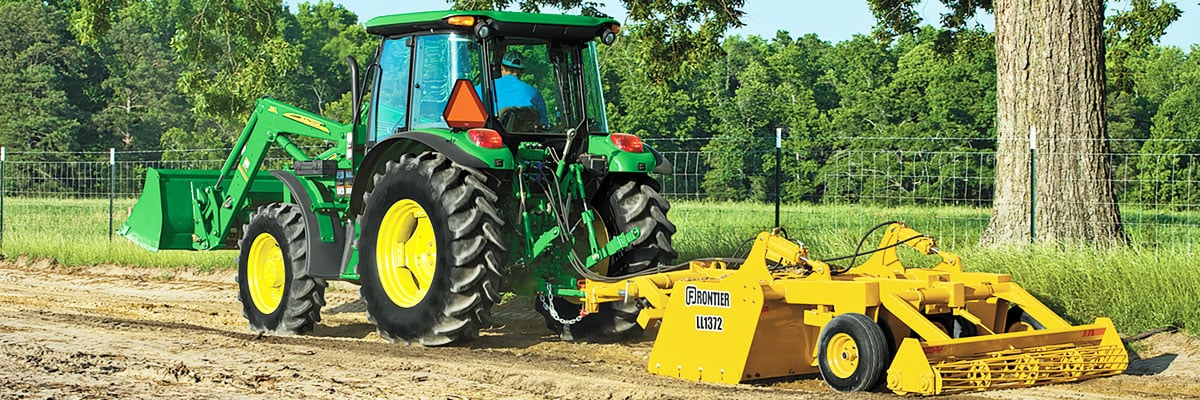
[485,50,548,126]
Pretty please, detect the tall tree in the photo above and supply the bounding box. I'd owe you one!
[1136,49,1200,209]
[172,0,300,131]
[0,0,102,152]
[93,2,192,152]
[1103,1,1181,199]
[285,1,373,116]
[868,0,1130,246]
[1105,0,1181,94]
[988,0,1128,246]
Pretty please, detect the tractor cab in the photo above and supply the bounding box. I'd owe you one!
[364,11,620,144]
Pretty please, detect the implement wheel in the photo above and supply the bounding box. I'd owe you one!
[930,314,978,338]
[1006,306,1045,332]
[237,203,326,334]
[537,175,677,341]
[357,152,506,346]
[818,313,889,393]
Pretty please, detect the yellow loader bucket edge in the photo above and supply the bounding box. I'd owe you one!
[886,317,1127,395]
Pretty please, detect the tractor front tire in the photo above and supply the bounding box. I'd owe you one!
[818,313,889,393]
[357,152,506,346]
[538,175,677,341]
[237,203,327,335]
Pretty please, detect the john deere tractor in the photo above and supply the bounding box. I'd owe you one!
[121,10,676,345]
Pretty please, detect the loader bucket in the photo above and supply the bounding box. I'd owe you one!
[119,168,284,251]
[886,317,1128,395]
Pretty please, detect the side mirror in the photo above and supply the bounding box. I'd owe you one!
[346,56,362,126]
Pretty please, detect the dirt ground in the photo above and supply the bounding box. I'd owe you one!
[1,260,1198,400]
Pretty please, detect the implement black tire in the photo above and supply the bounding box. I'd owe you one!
[237,203,327,335]
[818,313,889,393]
[357,152,506,346]
[1006,306,1046,332]
[930,314,978,338]
[538,175,677,341]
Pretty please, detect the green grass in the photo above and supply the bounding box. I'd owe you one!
[0,198,235,270]
[1,197,1195,335]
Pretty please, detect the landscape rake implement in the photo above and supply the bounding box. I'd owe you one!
[577,223,1127,394]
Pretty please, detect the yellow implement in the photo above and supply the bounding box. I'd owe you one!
[578,223,1127,395]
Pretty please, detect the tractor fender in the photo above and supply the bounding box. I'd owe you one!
[647,145,673,175]
[588,135,661,174]
[270,171,347,280]
[350,131,495,217]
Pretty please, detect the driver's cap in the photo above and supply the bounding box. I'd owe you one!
[501,51,525,69]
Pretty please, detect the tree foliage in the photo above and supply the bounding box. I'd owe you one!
[454,0,745,82]
[0,0,102,152]
[1,0,1195,213]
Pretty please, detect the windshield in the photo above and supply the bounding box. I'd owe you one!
[370,33,610,136]
[489,39,608,134]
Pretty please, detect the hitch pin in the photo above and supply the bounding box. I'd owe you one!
[623,280,631,303]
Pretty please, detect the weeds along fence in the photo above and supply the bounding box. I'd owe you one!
[0,136,1195,257]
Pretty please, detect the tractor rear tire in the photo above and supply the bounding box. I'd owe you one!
[237,203,327,335]
[818,313,890,393]
[538,175,677,341]
[357,152,506,346]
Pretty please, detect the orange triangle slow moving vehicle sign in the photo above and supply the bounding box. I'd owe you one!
[443,79,488,129]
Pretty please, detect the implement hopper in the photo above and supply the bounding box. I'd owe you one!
[119,168,284,251]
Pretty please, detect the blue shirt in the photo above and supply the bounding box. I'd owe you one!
[477,75,548,125]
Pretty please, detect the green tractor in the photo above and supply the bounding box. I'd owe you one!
[120,10,676,345]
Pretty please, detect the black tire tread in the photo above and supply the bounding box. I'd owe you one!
[359,152,505,346]
[237,203,327,335]
[1006,306,1046,332]
[817,313,889,393]
[540,175,677,341]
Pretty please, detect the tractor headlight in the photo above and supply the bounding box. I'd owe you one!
[474,22,493,39]
[601,30,617,45]
[600,24,619,45]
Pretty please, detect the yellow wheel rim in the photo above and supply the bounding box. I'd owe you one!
[827,332,860,379]
[376,199,437,308]
[247,232,285,314]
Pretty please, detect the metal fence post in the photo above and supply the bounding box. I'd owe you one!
[1029,127,1036,243]
[109,148,115,242]
[1,146,5,250]
[774,128,783,228]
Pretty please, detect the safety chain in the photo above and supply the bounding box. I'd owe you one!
[540,283,584,326]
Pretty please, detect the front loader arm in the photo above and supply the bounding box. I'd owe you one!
[191,98,352,250]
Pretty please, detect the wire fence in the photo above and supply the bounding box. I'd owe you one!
[647,136,1197,253]
[0,136,1195,255]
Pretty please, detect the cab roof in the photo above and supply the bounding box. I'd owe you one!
[365,10,619,40]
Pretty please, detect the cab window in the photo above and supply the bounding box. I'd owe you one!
[371,37,411,142]
[411,33,481,130]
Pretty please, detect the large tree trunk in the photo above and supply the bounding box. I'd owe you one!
[982,0,1128,246]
